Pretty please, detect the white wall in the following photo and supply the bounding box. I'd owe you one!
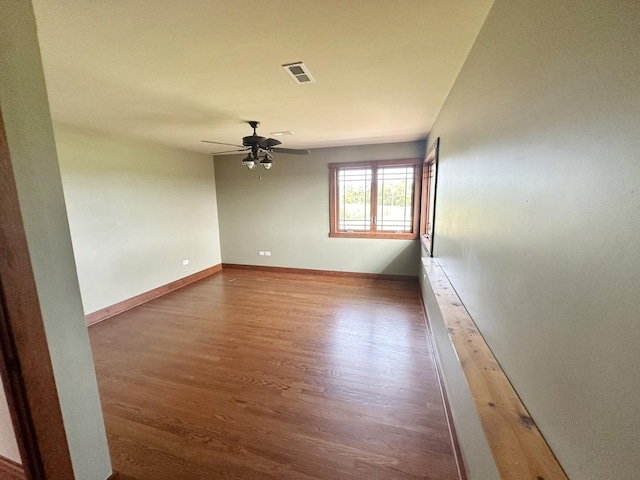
[215,142,423,276]
[0,1,112,478]
[0,376,21,463]
[54,125,222,314]
[428,1,640,478]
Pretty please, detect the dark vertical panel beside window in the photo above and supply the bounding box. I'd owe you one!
[420,138,439,255]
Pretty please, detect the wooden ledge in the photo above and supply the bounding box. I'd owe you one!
[422,258,567,480]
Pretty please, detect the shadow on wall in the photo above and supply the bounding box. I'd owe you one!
[379,241,420,276]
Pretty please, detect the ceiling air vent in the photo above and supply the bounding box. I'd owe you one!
[282,62,315,84]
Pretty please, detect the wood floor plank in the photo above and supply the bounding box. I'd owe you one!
[89,269,460,479]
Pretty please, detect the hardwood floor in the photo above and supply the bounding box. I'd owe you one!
[89,269,460,480]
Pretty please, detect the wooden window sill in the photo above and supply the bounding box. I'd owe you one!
[422,257,568,479]
[329,232,418,240]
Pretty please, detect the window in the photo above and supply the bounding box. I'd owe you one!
[329,158,421,239]
[420,138,439,255]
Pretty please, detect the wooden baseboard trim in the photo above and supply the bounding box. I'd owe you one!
[86,264,222,326]
[86,262,414,327]
[419,292,468,480]
[221,264,417,282]
[422,257,567,479]
[0,456,25,480]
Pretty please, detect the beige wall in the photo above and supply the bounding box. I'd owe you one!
[428,1,640,478]
[0,376,21,463]
[215,142,423,275]
[54,125,222,314]
[0,1,112,478]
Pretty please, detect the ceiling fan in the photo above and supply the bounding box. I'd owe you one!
[202,121,310,170]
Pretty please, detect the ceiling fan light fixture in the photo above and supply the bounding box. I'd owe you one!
[260,153,274,170]
[242,155,256,170]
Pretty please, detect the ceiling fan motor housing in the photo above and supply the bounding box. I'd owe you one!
[242,134,266,146]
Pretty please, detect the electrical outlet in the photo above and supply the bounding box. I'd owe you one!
[259,251,265,256]
[264,251,271,256]
[182,259,189,266]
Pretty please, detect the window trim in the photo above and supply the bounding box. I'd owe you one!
[328,158,422,239]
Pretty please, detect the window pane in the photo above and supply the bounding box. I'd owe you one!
[377,166,414,232]
[338,168,371,231]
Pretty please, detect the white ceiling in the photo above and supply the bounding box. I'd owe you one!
[32,0,494,154]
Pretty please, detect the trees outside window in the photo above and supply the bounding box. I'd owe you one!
[329,159,421,239]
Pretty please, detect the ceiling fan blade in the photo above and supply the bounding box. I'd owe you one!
[201,140,244,148]
[271,147,310,155]
[259,138,282,149]
[210,148,248,155]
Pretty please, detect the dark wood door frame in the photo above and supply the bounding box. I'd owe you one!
[0,108,76,478]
